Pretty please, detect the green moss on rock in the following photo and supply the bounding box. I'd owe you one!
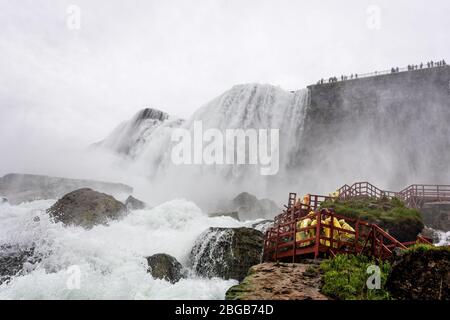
[320,197,424,242]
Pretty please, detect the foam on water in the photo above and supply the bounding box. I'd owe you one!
[0,199,242,299]
[435,230,450,246]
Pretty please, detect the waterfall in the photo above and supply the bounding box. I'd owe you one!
[189,228,235,278]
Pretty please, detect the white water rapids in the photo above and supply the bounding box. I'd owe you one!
[0,199,261,299]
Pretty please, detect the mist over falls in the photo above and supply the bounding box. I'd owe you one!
[93,66,450,207]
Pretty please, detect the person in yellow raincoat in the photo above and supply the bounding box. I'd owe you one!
[320,216,342,248]
[338,219,355,242]
[296,217,312,247]
[301,194,311,209]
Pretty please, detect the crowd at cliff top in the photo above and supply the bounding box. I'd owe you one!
[317,59,447,85]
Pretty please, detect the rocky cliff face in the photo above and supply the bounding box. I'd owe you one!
[299,66,450,191]
[0,173,132,205]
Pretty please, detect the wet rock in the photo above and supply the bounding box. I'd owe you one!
[0,197,7,204]
[47,188,127,229]
[146,253,184,284]
[387,247,450,300]
[0,245,40,285]
[190,227,264,281]
[125,195,147,210]
[226,263,329,300]
[376,218,424,243]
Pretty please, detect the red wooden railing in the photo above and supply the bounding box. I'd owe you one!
[398,184,450,208]
[264,208,432,262]
[263,181,445,262]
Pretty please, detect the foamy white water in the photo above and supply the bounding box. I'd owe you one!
[0,199,244,299]
[435,230,450,246]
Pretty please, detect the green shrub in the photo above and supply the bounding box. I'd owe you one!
[320,254,391,300]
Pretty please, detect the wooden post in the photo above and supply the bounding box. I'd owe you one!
[315,211,321,259]
[330,213,334,249]
[292,220,297,263]
[275,225,280,262]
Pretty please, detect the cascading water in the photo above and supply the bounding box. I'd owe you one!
[189,228,235,278]
[106,84,312,206]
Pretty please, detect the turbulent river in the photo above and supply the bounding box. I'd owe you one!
[1,199,448,299]
[0,199,259,299]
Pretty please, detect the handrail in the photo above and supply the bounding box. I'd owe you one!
[265,181,449,261]
[313,64,448,86]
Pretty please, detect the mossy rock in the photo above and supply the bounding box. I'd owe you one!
[190,227,264,281]
[320,197,424,242]
[47,188,127,229]
[387,245,450,300]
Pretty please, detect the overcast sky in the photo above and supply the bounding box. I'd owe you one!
[0,0,449,176]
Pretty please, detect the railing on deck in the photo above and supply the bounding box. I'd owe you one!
[264,181,447,262]
[264,208,432,262]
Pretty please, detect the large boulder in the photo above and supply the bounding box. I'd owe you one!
[387,246,450,300]
[146,253,184,284]
[190,227,264,281]
[125,195,147,211]
[47,188,127,229]
[0,245,40,285]
[420,202,450,231]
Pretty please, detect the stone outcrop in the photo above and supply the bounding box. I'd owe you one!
[146,253,184,284]
[226,262,329,300]
[0,173,132,205]
[387,246,450,300]
[300,66,450,188]
[47,188,127,229]
[190,227,264,281]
